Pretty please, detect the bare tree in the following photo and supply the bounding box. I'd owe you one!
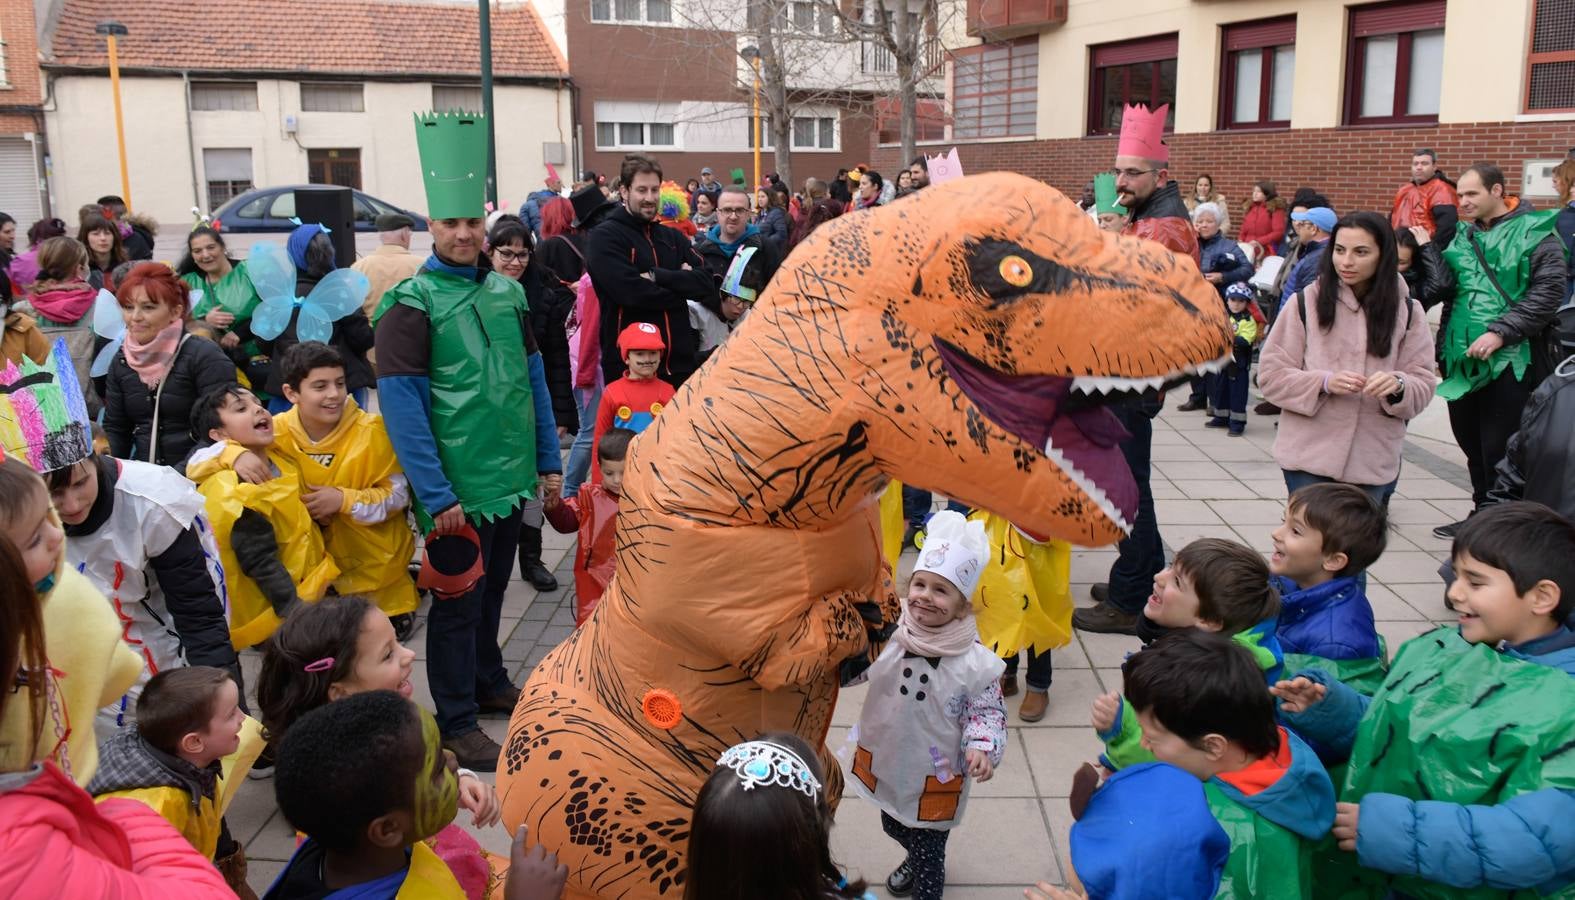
[817,0,947,166]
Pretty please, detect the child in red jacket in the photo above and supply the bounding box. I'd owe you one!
[593,322,674,482]
[546,428,633,625]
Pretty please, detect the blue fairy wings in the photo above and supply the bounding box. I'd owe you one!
[246,241,368,345]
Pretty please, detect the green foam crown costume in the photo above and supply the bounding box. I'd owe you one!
[376,111,536,533]
[1094,172,1127,217]
[415,110,489,220]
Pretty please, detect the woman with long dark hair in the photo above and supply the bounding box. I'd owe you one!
[1258,211,1437,504]
[1239,180,1288,257]
[77,213,129,290]
[177,226,262,350]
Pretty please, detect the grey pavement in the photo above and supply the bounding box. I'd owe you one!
[230,396,1468,895]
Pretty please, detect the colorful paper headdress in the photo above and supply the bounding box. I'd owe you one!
[1117,103,1170,163]
[414,111,488,219]
[729,167,747,186]
[1094,172,1126,216]
[716,740,822,800]
[0,338,93,473]
[657,181,691,223]
[914,509,989,599]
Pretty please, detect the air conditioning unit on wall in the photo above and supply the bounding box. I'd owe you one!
[543,142,566,165]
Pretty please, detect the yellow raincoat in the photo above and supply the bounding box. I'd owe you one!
[188,442,339,649]
[272,400,419,617]
[93,716,266,858]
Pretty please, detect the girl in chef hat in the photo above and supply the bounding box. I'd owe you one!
[847,510,1008,900]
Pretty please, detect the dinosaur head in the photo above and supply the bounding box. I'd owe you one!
[784,172,1230,545]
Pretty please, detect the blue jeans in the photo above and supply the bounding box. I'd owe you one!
[1281,469,1398,508]
[1105,397,1165,613]
[564,384,602,497]
[427,505,523,737]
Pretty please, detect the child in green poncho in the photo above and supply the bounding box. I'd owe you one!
[1274,502,1575,899]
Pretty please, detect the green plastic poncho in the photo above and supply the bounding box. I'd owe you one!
[1205,782,1314,900]
[183,261,262,322]
[1282,634,1389,698]
[1317,626,1575,900]
[374,269,536,533]
[1437,209,1560,401]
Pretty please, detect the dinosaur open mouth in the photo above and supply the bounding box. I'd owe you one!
[935,339,1226,532]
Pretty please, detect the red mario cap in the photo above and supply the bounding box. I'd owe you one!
[618,322,666,360]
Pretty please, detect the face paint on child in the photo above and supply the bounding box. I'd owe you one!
[412,707,459,840]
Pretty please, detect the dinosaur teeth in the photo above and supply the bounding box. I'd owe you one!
[1187,355,1232,376]
[1043,436,1134,534]
[1069,374,1170,396]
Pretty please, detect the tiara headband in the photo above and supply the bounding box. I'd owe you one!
[716,740,822,800]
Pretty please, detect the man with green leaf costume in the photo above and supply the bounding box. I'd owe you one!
[1436,163,1568,535]
[373,110,562,770]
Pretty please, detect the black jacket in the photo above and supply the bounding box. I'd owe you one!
[1556,201,1575,304]
[585,204,715,387]
[104,334,238,468]
[1488,358,1575,517]
[65,453,238,679]
[124,224,155,262]
[255,274,377,396]
[1402,240,1457,366]
[519,263,578,434]
[693,229,783,287]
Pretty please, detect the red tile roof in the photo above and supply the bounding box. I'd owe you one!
[47,0,566,79]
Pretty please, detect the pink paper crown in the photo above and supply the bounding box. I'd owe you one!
[1117,103,1170,162]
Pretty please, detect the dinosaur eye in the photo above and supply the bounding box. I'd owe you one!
[998,255,1033,287]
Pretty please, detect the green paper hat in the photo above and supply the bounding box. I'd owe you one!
[1094,172,1126,216]
[730,167,747,186]
[414,111,488,219]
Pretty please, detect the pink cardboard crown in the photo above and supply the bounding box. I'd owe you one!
[1117,103,1169,162]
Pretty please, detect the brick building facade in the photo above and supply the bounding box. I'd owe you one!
[0,0,49,223]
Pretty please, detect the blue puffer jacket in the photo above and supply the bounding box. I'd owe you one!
[1286,625,1575,893]
[1280,239,1327,305]
[1271,575,1381,661]
[1198,231,1254,299]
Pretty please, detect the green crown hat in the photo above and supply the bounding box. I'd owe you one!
[414,111,488,220]
[1094,172,1127,217]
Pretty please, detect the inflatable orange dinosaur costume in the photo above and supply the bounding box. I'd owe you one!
[499,173,1230,897]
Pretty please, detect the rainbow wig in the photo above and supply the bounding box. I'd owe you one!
[658,181,691,223]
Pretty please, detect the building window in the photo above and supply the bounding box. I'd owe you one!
[433,84,484,111]
[1221,18,1295,129]
[202,148,253,211]
[1344,0,1445,125]
[190,81,259,111]
[952,38,1038,139]
[876,97,946,144]
[0,40,11,88]
[1526,0,1575,112]
[594,121,675,149]
[307,148,362,190]
[1089,34,1177,135]
[300,82,365,113]
[591,0,671,24]
[791,116,836,150]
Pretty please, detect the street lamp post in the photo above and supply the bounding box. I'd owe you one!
[95,22,131,210]
[740,45,762,189]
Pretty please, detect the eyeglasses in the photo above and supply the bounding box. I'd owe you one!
[1110,167,1158,180]
[719,207,750,216]
[493,248,529,263]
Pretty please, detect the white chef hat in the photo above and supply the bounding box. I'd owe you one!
[913,510,990,600]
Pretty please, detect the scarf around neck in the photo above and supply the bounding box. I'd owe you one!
[892,604,980,658]
[122,321,184,388]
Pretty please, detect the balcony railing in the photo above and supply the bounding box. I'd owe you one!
[860,38,945,76]
[965,0,1067,39]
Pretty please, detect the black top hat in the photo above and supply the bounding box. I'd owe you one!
[570,184,615,229]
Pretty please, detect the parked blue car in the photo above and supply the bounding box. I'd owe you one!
[212,186,428,233]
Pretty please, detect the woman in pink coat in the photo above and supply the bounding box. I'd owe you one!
[0,533,233,900]
[1258,210,1438,506]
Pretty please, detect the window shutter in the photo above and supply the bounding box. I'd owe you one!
[1223,17,1296,52]
[1092,34,1179,67]
[1350,0,1446,38]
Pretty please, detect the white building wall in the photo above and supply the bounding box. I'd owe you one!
[46,74,573,227]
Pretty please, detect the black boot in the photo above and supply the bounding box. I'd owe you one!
[518,525,559,592]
